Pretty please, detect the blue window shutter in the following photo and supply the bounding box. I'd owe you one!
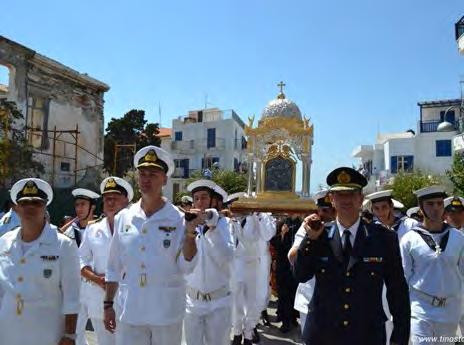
[207,128,216,148]
[436,140,452,157]
[391,156,398,174]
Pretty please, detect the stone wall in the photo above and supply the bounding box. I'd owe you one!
[0,36,109,189]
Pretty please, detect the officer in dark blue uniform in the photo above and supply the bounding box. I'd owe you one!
[294,167,410,345]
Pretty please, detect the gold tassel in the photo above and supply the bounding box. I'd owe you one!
[140,273,147,287]
[16,295,23,316]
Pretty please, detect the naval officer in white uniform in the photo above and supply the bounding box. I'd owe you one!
[79,177,133,345]
[104,146,198,345]
[0,178,81,345]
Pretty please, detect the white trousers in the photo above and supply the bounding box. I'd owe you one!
[184,306,231,345]
[232,279,260,340]
[91,318,115,345]
[76,303,89,345]
[116,321,182,345]
[411,317,458,345]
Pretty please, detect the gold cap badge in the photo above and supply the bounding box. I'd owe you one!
[22,181,38,196]
[144,150,157,162]
[337,171,351,184]
[105,178,117,189]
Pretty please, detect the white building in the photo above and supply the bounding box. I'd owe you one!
[456,16,464,55]
[353,99,461,193]
[163,108,247,201]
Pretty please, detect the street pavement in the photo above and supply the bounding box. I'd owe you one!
[86,299,303,345]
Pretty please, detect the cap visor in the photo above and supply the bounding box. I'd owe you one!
[330,186,360,192]
[137,162,166,170]
[102,190,122,195]
[16,196,47,204]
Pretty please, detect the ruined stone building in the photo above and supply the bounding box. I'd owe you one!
[0,35,109,188]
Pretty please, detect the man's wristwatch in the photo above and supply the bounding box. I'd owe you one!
[64,333,77,340]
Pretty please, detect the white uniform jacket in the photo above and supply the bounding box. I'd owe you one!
[0,224,81,344]
[106,199,197,326]
[79,216,112,320]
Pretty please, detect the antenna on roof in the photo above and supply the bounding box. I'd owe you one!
[158,102,162,127]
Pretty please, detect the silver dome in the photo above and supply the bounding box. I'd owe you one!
[261,93,302,120]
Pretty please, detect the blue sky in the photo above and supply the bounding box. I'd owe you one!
[1,0,463,191]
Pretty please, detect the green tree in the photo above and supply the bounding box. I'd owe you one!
[0,100,44,186]
[104,109,161,176]
[446,153,464,196]
[182,168,248,202]
[382,170,444,209]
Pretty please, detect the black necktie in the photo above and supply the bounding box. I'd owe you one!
[342,230,352,261]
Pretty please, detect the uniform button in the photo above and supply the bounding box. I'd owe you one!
[346,272,351,277]
[321,269,325,273]
[17,276,24,282]
[343,321,349,326]
[19,258,26,264]
[344,304,349,310]
[141,246,146,252]
[370,272,375,276]
[345,287,351,293]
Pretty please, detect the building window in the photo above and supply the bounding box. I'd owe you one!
[436,140,452,157]
[27,96,48,148]
[390,155,414,174]
[174,159,190,178]
[207,128,216,148]
[174,131,182,141]
[60,162,70,172]
[241,136,247,149]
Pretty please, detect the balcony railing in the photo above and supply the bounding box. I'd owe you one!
[172,168,196,179]
[171,140,195,151]
[420,120,459,133]
[203,138,226,150]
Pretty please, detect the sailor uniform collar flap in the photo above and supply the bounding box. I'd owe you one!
[413,224,451,254]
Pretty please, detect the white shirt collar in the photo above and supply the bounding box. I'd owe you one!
[337,217,361,246]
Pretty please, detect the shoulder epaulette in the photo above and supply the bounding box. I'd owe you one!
[88,215,105,225]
